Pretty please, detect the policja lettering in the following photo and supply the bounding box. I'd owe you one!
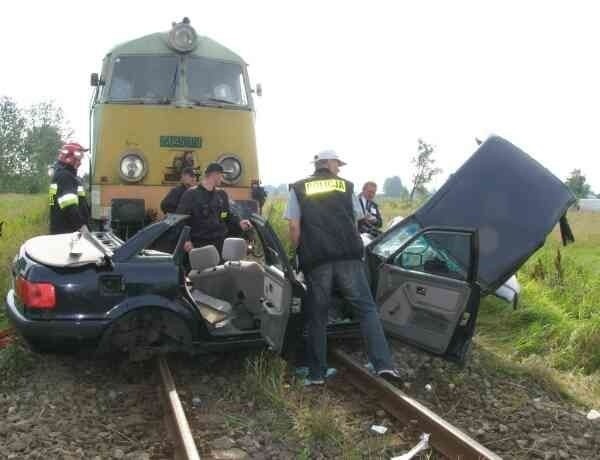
[304,179,347,196]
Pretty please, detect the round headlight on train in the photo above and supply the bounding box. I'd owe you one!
[119,151,148,183]
[168,18,197,53]
[218,154,243,184]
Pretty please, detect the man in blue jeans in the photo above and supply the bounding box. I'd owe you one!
[285,150,401,385]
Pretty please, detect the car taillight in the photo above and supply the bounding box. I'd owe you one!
[16,277,56,309]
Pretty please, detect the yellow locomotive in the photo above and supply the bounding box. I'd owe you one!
[89,18,264,233]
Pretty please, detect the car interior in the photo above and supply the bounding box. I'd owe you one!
[183,233,358,336]
[187,238,265,331]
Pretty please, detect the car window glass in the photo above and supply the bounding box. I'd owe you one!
[371,222,421,259]
[393,231,471,281]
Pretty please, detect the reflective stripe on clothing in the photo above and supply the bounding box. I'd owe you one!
[304,179,346,196]
[77,186,86,197]
[57,193,79,209]
[285,188,364,221]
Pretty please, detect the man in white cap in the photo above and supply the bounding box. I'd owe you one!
[284,150,401,385]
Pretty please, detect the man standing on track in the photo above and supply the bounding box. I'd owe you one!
[285,150,401,386]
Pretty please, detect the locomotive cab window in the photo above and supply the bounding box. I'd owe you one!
[107,55,178,102]
[186,58,248,106]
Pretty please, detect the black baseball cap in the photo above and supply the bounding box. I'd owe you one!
[204,162,224,175]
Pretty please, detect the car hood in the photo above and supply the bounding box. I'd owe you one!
[413,135,576,292]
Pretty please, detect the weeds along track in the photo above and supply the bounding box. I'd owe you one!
[331,347,500,460]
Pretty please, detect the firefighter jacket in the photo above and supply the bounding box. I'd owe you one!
[49,163,90,234]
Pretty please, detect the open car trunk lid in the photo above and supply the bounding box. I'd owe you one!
[412,135,576,293]
[24,233,108,268]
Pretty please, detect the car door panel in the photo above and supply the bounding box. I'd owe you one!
[260,266,293,353]
[377,266,472,354]
[250,214,300,354]
[370,226,480,360]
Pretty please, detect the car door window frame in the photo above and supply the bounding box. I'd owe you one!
[384,226,479,284]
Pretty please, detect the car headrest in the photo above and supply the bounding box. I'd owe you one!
[189,245,219,272]
[222,238,247,262]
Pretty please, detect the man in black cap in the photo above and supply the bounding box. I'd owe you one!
[176,162,252,253]
[160,167,198,214]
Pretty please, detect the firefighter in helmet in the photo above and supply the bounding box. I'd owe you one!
[49,142,91,234]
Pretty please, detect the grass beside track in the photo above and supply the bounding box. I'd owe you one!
[0,194,48,330]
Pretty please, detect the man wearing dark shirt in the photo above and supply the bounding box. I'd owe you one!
[160,167,198,214]
[176,163,251,253]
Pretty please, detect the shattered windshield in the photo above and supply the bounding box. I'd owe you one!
[186,57,248,106]
[371,222,421,259]
[107,55,178,103]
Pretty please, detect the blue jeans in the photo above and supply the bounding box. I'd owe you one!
[304,259,394,380]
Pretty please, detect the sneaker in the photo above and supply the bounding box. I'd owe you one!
[364,362,376,373]
[296,367,337,380]
[302,378,325,386]
[377,368,403,381]
[295,367,310,378]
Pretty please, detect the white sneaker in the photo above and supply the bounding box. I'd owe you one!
[377,369,403,381]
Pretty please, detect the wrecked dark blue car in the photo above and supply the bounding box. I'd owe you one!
[6,136,576,363]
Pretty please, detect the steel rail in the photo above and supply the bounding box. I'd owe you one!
[158,355,201,460]
[331,348,502,460]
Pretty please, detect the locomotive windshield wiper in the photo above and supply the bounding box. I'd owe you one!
[188,97,237,107]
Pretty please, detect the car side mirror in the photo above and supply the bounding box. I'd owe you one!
[254,83,262,97]
[400,252,422,269]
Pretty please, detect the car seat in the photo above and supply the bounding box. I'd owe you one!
[188,245,233,325]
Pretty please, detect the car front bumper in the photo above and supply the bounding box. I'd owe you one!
[5,289,109,345]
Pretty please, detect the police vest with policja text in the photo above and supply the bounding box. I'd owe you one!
[293,169,363,272]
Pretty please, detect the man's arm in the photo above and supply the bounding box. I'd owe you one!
[175,189,194,214]
[221,192,252,231]
[161,186,182,214]
[288,219,301,248]
[175,190,195,251]
[284,189,301,248]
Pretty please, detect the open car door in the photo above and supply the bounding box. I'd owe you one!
[250,214,301,354]
[369,226,480,363]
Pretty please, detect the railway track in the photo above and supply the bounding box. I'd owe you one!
[331,348,502,460]
[157,349,502,459]
[157,355,201,460]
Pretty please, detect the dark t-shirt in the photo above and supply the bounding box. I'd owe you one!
[175,185,241,249]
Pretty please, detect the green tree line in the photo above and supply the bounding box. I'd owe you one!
[0,96,70,193]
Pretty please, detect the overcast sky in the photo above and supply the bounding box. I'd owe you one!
[1,0,598,193]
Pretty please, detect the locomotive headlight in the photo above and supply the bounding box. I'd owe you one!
[218,154,243,184]
[168,18,197,53]
[119,151,148,183]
